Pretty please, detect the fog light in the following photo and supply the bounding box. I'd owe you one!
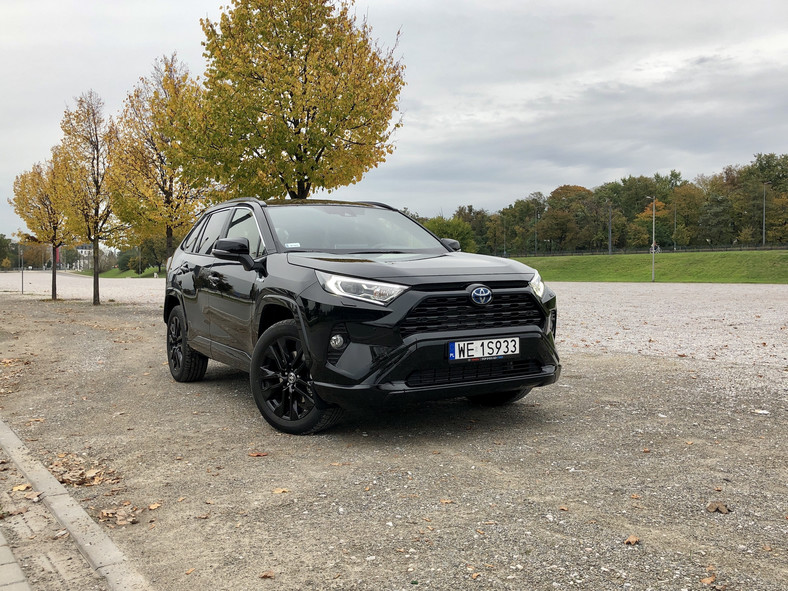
[329,334,346,350]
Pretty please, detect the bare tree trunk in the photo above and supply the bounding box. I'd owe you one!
[166,225,174,259]
[92,237,100,305]
[51,244,57,301]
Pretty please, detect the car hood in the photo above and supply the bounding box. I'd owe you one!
[286,251,537,284]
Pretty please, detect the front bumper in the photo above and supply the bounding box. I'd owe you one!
[311,328,561,409]
[297,278,561,409]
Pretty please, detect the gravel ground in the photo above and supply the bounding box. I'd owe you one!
[0,270,785,590]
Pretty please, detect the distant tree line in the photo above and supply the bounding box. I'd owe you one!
[418,158,788,255]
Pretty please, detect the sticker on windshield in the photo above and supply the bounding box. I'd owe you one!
[285,243,301,248]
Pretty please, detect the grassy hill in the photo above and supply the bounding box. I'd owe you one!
[515,250,787,283]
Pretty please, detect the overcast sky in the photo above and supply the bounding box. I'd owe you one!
[3,0,788,238]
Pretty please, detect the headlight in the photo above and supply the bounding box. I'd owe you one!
[316,271,408,306]
[529,271,545,299]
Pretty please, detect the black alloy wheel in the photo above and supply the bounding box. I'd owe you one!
[166,305,208,382]
[250,320,343,434]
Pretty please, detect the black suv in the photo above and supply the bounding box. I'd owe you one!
[165,199,560,434]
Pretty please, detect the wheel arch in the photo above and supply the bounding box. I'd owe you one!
[163,291,182,324]
[256,295,313,365]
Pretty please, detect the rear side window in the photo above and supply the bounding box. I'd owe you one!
[197,209,231,255]
[180,216,206,253]
[226,207,266,258]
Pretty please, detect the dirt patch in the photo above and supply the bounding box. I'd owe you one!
[0,290,786,590]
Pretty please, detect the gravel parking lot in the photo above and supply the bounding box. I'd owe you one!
[0,271,786,590]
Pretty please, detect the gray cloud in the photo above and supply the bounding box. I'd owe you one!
[3,0,787,236]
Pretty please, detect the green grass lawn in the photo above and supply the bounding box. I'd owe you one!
[515,250,788,283]
[74,251,786,283]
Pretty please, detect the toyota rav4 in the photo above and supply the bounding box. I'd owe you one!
[164,199,560,434]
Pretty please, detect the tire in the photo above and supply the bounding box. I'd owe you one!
[250,320,343,435]
[467,388,531,406]
[166,305,208,382]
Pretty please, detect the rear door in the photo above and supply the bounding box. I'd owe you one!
[179,208,232,350]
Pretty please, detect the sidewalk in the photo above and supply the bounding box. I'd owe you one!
[0,529,30,590]
[0,421,149,590]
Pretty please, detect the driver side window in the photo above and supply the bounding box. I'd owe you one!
[225,207,266,258]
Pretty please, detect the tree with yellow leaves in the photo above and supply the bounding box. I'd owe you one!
[59,90,124,305]
[169,0,405,200]
[112,55,208,257]
[10,148,75,300]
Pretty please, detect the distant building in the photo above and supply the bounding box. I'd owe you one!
[76,244,93,271]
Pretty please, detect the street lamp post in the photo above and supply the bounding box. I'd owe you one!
[608,201,613,255]
[502,215,507,258]
[762,181,769,247]
[646,196,656,282]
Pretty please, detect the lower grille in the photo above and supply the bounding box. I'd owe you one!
[406,359,542,387]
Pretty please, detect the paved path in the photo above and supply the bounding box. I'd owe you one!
[0,271,163,305]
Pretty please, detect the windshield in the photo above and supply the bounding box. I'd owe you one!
[266,205,447,254]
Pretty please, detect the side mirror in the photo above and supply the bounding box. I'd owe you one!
[441,238,461,252]
[213,237,260,272]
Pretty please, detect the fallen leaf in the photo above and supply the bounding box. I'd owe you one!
[706,502,730,514]
[624,535,640,545]
[642,448,651,453]
[260,571,275,579]
[148,503,161,511]
[471,572,481,580]
[559,506,569,512]
[12,483,31,492]
[630,494,641,499]
[248,452,268,457]
[700,574,716,585]
[272,488,289,494]
[185,568,195,575]
[440,499,455,504]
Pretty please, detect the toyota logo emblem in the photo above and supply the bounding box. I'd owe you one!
[470,286,492,306]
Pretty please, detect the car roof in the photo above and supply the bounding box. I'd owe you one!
[206,198,394,211]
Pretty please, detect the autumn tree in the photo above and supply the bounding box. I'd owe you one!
[630,198,672,248]
[423,216,477,253]
[113,55,207,257]
[59,90,123,305]
[454,205,492,254]
[500,194,546,255]
[10,150,74,299]
[175,0,405,200]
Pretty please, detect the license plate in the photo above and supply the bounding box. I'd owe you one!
[449,337,519,361]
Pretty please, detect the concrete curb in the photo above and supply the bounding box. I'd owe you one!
[0,420,151,591]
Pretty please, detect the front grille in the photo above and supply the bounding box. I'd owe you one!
[400,292,544,338]
[406,359,542,387]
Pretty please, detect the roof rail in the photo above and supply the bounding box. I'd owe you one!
[358,201,396,211]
